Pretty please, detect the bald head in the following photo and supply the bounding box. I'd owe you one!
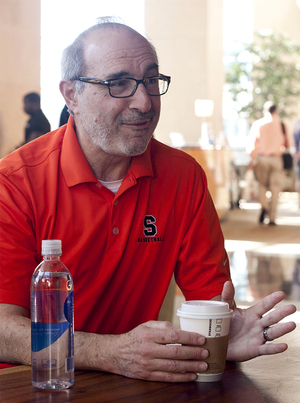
[61,21,158,91]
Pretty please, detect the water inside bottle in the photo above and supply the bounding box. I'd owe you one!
[31,271,74,390]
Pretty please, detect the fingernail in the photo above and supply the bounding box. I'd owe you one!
[201,350,209,359]
[197,336,206,344]
[199,362,208,372]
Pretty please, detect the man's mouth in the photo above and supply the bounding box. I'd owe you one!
[121,112,155,130]
[123,120,151,130]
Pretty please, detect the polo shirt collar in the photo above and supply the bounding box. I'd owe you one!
[128,142,153,180]
[61,117,97,187]
[61,116,153,187]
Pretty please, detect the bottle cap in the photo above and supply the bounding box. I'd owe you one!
[41,240,62,256]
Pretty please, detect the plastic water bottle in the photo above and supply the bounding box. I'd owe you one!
[31,240,74,389]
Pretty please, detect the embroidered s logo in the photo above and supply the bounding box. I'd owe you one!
[143,215,157,237]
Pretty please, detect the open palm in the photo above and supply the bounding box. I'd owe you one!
[221,281,296,362]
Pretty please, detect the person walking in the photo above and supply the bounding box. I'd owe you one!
[247,101,291,225]
[293,118,300,207]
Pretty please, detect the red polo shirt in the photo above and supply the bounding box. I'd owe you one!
[0,118,230,336]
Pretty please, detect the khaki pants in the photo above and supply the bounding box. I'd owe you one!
[255,155,284,222]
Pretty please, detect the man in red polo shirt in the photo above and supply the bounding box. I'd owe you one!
[0,19,296,381]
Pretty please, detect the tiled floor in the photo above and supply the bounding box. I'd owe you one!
[172,191,300,327]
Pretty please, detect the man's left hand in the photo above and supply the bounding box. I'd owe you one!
[221,281,297,362]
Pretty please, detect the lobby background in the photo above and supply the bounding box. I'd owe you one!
[0,0,300,157]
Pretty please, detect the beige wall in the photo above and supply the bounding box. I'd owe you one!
[254,0,300,42]
[0,0,41,158]
[144,0,224,146]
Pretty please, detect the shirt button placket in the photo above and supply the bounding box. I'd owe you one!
[112,198,119,234]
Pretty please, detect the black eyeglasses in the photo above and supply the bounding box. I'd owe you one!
[74,74,171,98]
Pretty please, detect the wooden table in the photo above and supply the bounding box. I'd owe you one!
[0,328,299,403]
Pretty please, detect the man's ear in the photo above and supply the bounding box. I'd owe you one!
[59,80,79,114]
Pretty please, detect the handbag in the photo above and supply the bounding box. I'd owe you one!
[281,122,293,170]
[282,152,293,170]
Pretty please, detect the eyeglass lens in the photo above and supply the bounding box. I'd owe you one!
[109,78,168,97]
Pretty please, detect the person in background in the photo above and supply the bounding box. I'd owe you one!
[0,19,296,381]
[247,101,292,225]
[293,118,300,207]
[23,92,51,144]
[59,104,70,126]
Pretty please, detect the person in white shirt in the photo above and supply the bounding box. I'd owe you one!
[247,101,290,225]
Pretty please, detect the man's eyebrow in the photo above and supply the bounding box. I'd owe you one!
[106,63,160,80]
[145,63,159,73]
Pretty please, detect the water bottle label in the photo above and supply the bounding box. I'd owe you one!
[31,291,74,352]
[32,321,70,352]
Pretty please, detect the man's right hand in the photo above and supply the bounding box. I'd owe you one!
[100,320,209,382]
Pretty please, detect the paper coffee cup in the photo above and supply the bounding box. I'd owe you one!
[177,301,233,382]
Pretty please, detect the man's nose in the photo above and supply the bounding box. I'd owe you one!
[128,82,152,112]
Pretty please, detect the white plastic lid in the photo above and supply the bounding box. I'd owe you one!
[176,300,233,319]
[41,240,62,256]
[181,300,230,314]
